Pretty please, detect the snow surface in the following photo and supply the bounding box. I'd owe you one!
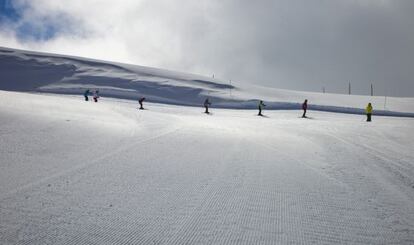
[1,46,414,117]
[1,90,414,244]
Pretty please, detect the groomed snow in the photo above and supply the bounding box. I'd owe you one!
[1,91,413,244]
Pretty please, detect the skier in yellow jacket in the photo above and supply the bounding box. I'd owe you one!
[366,103,373,122]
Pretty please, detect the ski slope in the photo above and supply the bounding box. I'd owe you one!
[1,46,414,116]
[1,91,413,244]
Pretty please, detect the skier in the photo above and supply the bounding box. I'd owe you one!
[84,89,90,101]
[302,99,308,118]
[204,98,211,114]
[93,90,99,102]
[139,97,146,110]
[366,102,373,122]
[258,100,266,116]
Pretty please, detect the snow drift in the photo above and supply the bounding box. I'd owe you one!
[1,46,413,117]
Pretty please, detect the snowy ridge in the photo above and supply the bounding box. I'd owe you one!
[1,46,414,117]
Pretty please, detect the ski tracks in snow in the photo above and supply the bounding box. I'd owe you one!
[239,137,408,244]
[0,114,183,202]
[298,127,414,243]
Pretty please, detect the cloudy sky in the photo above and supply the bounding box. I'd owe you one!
[1,0,413,97]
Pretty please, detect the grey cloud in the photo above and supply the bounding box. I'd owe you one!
[172,0,414,96]
[1,0,413,96]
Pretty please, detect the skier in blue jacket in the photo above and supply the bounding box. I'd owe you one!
[84,89,90,101]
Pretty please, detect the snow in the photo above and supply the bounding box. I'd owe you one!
[1,90,414,244]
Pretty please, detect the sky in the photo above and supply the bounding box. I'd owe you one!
[0,0,413,97]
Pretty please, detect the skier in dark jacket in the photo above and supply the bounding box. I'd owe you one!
[302,99,308,118]
[204,98,211,114]
[258,100,266,116]
[84,89,90,101]
[139,97,146,110]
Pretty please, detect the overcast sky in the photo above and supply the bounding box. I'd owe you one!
[1,0,413,97]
